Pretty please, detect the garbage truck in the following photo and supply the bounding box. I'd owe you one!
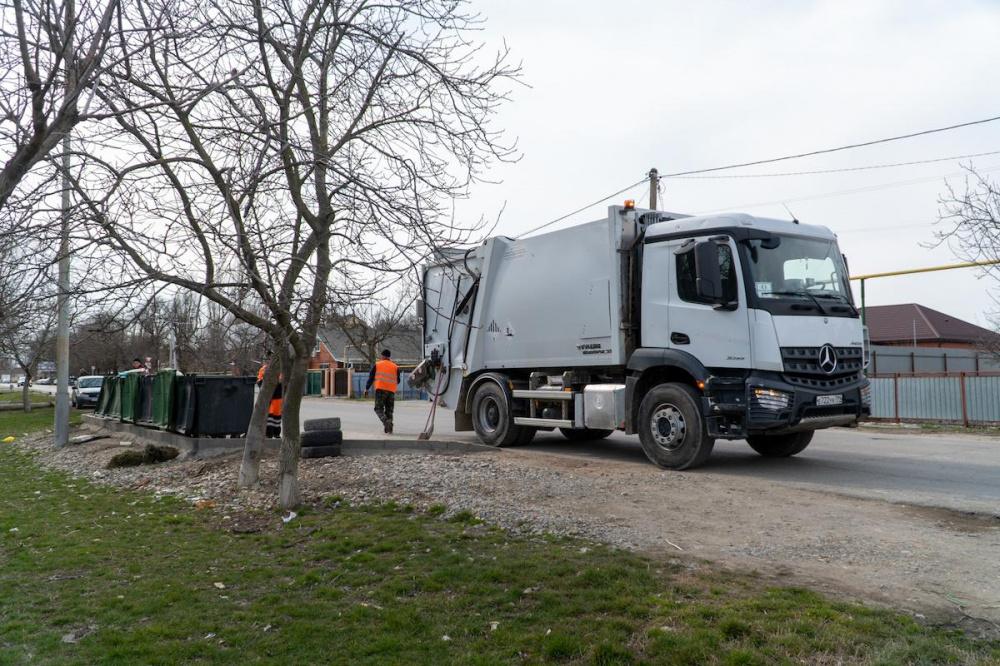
[419,202,870,469]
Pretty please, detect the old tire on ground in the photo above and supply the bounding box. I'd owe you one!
[558,427,613,442]
[301,444,341,459]
[515,427,537,445]
[746,431,813,457]
[304,417,341,432]
[471,381,522,447]
[301,430,344,448]
[637,383,714,469]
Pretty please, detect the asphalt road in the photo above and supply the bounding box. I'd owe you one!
[302,397,1000,516]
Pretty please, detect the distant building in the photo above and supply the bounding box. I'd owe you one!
[308,325,423,370]
[302,324,422,397]
[864,303,999,350]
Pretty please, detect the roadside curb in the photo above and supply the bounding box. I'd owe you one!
[82,415,492,459]
[340,438,494,455]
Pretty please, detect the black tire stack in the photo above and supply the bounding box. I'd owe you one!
[301,417,343,459]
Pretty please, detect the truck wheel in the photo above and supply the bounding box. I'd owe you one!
[559,428,613,441]
[746,431,813,457]
[516,427,537,445]
[637,383,714,469]
[471,382,522,447]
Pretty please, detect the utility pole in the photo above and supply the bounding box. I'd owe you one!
[54,0,76,448]
[169,325,178,369]
[648,168,658,210]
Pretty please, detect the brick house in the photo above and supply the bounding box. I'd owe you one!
[307,325,423,396]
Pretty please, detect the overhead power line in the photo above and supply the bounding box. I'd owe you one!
[516,177,646,238]
[835,222,934,234]
[695,163,1000,215]
[516,113,1000,238]
[664,149,1000,179]
[661,113,1000,177]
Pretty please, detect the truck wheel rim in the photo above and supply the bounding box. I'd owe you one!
[651,405,686,450]
[479,396,501,433]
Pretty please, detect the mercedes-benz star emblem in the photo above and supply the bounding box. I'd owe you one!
[818,344,838,374]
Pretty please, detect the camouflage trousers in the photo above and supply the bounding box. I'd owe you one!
[373,389,395,429]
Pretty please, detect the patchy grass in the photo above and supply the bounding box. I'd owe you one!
[859,421,1000,437]
[0,448,998,664]
[0,389,51,403]
[917,423,1000,436]
[0,406,81,439]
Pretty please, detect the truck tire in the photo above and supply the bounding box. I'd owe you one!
[516,427,537,445]
[301,444,342,459]
[559,428,613,442]
[471,381,522,447]
[746,431,813,458]
[637,383,714,469]
[301,430,343,447]
[304,417,341,432]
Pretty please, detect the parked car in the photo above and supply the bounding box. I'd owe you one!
[72,375,104,409]
[69,376,77,388]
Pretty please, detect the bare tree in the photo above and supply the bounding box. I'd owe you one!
[328,287,419,367]
[69,0,518,507]
[936,166,1000,353]
[937,165,1000,301]
[0,252,57,409]
[0,0,122,211]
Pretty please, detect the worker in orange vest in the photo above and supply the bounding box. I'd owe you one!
[257,362,283,438]
[364,349,400,434]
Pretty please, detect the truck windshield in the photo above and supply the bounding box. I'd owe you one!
[744,236,852,303]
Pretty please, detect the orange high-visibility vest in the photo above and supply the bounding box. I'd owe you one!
[258,364,283,416]
[373,359,399,393]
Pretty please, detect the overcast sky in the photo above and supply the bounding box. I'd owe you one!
[456,0,1000,327]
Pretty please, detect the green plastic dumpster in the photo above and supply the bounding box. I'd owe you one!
[136,375,155,424]
[119,371,142,423]
[108,377,122,420]
[94,376,113,416]
[173,375,256,437]
[151,370,179,429]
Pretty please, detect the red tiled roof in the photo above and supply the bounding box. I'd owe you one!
[864,303,998,344]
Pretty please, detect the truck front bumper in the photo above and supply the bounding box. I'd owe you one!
[703,371,870,439]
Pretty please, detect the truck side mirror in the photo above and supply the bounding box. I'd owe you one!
[694,241,723,302]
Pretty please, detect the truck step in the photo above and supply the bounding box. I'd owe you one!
[514,417,574,428]
[511,389,573,401]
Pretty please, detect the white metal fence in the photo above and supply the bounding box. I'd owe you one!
[867,373,1000,425]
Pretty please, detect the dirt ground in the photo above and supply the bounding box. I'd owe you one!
[14,428,1000,638]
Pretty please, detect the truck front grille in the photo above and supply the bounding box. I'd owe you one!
[780,346,863,386]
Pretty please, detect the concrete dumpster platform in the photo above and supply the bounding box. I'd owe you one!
[83,415,492,459]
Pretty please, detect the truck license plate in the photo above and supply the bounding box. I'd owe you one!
[816,394,843,406]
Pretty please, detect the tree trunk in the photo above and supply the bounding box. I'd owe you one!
[238,357,280,488]
[277,351,307,509]
[20,368,31,412]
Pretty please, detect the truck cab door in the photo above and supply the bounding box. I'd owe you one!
[659,236,751,368]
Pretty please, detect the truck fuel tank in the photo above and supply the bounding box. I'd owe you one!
[583,384,627,431]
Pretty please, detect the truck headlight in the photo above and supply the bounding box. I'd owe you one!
[752,387,791,411]
[860,382,871,407]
